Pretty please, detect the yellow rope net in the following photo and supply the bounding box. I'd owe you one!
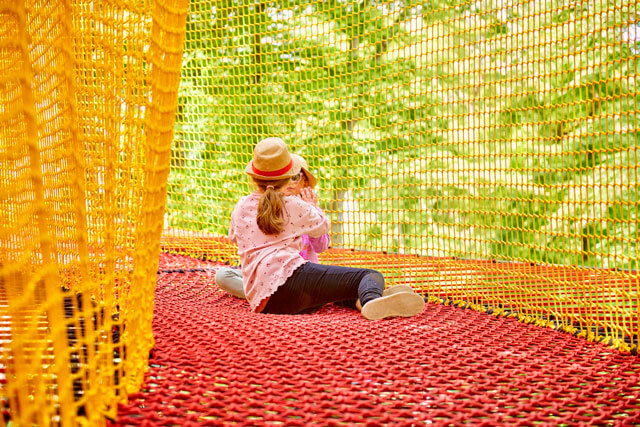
[2,0,639,424]
[0,0,187,424]
[164,0,639,353]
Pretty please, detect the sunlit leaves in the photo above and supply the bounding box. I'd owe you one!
[169,0,639,269]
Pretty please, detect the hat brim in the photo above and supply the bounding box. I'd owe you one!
[300,166,317,188]
[245,155,303,181]
[289,154,318,188]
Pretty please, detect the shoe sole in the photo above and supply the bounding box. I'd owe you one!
[355,285,417,311]
[361,292,425,320]
[382,285,414,297]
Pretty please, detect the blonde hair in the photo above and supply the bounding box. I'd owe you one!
[254,177,291,235]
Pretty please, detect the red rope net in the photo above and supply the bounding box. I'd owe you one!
[110,253,640,426]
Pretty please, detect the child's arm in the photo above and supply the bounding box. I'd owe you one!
[228,200,242,244]
[228,219,236,244]
[290,197,330,238]
[308,233,330,254]
[295,188,330,239]
[307,204,331,253]
[302,207,330,238]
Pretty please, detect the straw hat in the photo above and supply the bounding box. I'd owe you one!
[245,137,302,180]
[290,154,317,188]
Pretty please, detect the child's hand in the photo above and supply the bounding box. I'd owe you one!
[299,187,318,206]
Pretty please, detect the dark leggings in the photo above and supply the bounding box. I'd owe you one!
[262,262,384,315]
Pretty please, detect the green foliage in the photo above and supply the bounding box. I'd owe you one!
[168,0,639,270]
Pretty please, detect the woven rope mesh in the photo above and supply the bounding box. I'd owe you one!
[113,253,640,426]
[164,0,639,351]
[0,0,188,424]
[1,0,640,425]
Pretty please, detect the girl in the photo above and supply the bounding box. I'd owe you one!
[215,154,330,297]
[224,137,424,320]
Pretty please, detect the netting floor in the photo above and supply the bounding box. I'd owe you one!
[110,254,640,426]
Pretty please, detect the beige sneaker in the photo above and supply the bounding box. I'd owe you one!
[355,285,416,311]
[382,285,414,296]
[360,292,425,320]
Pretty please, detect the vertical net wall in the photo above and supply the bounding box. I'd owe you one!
[0,0,187,424]
[164,0,639,352]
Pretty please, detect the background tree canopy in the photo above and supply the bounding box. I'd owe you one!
[166,0,639,270]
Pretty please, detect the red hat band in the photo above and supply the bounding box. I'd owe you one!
[251,159,293,177]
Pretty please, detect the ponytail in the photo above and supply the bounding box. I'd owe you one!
[253,177,291,235]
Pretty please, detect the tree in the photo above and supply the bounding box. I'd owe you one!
[168,0,639,270]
